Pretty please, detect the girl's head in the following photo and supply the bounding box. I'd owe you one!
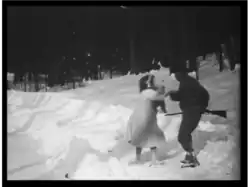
[139,74,155,92]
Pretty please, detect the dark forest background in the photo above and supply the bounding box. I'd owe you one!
[6,6,241,89]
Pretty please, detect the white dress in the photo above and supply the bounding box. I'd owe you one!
[125,89,166,148]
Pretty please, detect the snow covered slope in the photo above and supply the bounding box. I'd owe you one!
[7,65,240,180]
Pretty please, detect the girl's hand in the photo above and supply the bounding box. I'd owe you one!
[164,91,172,97]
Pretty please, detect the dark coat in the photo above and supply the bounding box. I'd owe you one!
[169,73,210,112]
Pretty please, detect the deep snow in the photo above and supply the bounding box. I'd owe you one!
[7,63,240,180]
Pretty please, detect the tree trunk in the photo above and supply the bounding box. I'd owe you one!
[110,69,113,79]
[34,73,39,92]
[30,72,33,92]
[218,50,223,72]
[196,59,200,80]
[45,75,48,92]
[128,10,136,74]
[229,35,236,70]
[129,38,136,73]
[73,79,75,89]
[24,74,27,92]
[97,66,102,80]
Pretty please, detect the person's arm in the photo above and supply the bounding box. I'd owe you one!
[142,89,166,101]
[151,94,166,101]
[167,90,181,101]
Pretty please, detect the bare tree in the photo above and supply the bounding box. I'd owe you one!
[122,6,137,73]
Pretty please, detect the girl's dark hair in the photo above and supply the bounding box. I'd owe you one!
[139,74,155,92]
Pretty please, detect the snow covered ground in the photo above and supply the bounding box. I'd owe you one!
[7,63,240,180]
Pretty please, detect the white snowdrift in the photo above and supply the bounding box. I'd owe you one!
[71,154,134,180]
[7,90,134,176]
[7,66,239,180]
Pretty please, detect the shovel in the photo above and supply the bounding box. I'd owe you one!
[164,109,227,118]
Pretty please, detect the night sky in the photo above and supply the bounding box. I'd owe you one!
[7,6,241,73]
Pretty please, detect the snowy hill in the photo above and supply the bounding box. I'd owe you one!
[7,64,240,180]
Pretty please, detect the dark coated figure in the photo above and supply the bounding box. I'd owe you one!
[168,72,210,168]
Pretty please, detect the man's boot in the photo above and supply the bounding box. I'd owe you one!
[180,152,200,168]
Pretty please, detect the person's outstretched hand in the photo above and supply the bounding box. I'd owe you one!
[164,90,179,98]
[164,90,173,97]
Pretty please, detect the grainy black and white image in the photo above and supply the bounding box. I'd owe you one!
[7,5,241,180]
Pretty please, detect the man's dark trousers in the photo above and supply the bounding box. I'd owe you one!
[178,107,202,152]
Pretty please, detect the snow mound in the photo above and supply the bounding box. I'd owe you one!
[157,114,228,142]
[8,66,238,180]
[8,90,134,173]
[72,154,133,180]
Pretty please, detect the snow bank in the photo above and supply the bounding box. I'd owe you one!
[8,90,133,177]
[8,65,238,180]
[71,154,133,180]
[157,114,229,142]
